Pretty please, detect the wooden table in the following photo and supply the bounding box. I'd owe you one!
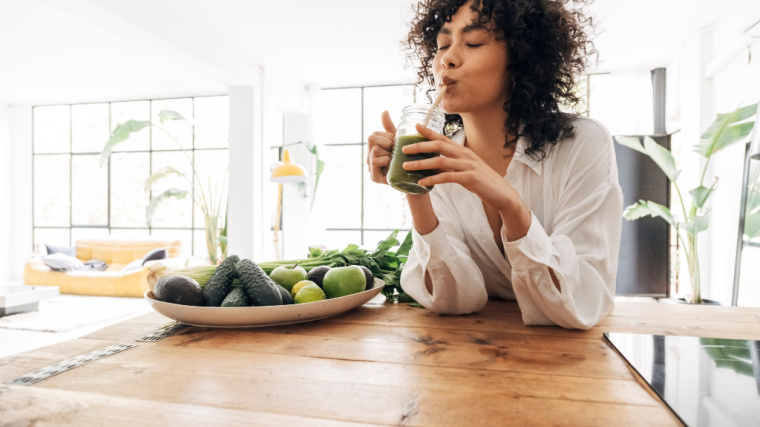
[1,296,759,426]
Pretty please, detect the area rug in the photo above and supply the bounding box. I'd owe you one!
[0,295,151,333]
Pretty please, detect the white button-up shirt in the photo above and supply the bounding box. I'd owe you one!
[400,117,623,329]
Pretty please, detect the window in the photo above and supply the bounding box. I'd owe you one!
[312,85,416,249]
[32,96,229,258]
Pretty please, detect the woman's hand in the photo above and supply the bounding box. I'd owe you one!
[366,111,397,185]
[403,123,516,211]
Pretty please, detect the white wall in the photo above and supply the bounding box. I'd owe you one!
[0,104,10,281]
[6,106,33,281]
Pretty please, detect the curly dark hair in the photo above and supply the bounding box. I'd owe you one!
[405,0,595,161]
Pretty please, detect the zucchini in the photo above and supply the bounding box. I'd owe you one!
[203,255,240,306]
[236,259,283,306]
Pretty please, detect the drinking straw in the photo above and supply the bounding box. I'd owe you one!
[422,85,447,127]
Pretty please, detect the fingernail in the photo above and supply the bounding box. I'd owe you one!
[402,146,409,153]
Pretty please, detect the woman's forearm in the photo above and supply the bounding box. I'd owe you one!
[406,193,439,235]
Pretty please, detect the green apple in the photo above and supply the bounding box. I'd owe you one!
[322,265,367,299]
[269,264,308,292]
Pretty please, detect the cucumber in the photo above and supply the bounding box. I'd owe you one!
[203,255,240,306]
[221,286,250,307]
[236,259,283,306]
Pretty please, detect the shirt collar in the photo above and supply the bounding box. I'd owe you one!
[450,129,542,176]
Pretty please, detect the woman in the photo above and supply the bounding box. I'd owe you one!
[367,0,622,329]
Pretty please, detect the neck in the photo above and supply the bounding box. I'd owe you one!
[459,106,509,153]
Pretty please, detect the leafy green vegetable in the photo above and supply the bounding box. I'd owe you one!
[258,230,413,301]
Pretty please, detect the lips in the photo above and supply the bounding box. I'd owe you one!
[440,77,457,88]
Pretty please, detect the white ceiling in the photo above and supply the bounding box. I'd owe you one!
[1,0,759,106]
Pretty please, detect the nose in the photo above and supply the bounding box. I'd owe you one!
[440,45,459,69]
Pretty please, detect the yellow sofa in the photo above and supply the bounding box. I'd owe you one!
[23,238,197,298]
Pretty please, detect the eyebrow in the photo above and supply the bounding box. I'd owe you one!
[438,23,485,36]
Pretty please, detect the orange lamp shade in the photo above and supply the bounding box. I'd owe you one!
[271,150,307,183]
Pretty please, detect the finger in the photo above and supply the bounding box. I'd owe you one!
[368,134,393,151]
[371,144,391,158]
[403,156,465,172]
[371,151,391,167]
[415,123,448,142]
[418,171,472,187]
[402,139,462,158]
[381,111,397,134]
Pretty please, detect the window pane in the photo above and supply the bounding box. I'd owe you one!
[71,227,109,243]
[151,229,192,256]
[314,89,362,145]
[193,229,207,260]
[151,151,193,228]
[363,144,412,230]
[34,154,70,226]
[264,108,283,149]
[312,145,362,229]
[193,149,229,228]
[34,228,70,254]
[110,228,150,238]
[110,152,150,227]
[321,230,362,251]
[72,103,109,153]
[363,230,409,251]
[363,85,415,141]
[34,105,69,154]
[194,96,228,148]
[151,98,193,151]
[111,101,150,152]
[72,155,108,225]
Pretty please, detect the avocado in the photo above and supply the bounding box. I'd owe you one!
[236,259,283,306]
[221,286,250,307]
[359,265,375,290]
[154,275,204,306]
[275,283,293,305]
[307,265,331,288]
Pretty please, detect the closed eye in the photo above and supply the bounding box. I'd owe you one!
[437,45,450,51]
[466,43,483,48]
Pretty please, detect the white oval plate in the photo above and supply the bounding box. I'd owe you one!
[144,279,385,328]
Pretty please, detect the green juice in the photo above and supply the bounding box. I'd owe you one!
[387,133,439,194]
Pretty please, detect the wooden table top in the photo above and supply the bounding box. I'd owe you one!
[1,296,759,426]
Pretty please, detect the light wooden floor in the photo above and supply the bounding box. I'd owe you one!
[0,288,147,358]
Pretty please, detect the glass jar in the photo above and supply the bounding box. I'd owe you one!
[387,104,445,194]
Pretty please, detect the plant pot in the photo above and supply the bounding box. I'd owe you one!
[675,298,721,305]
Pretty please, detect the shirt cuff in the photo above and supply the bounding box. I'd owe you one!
[502,212,553,270]
[411,223,451,266]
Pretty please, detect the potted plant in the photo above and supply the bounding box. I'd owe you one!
[100,110,228,264]
[616,103,757,304]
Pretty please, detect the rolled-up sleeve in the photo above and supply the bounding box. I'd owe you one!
[400,192,488,315]
[504,124,623,329]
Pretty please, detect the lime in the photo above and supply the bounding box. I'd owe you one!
[294,284,326,304]
[291,280,317,298]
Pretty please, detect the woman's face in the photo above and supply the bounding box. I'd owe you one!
[432,2,510,115]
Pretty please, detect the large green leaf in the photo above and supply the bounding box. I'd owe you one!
[643,136,680,181]
[396,230,413,257]
[615,136,680,181]
[158,110,187,123]
[689,186,711,209]
[100,120,151,166]
[697,103,757,158]
[683,211,711,235]
[144,166,184,192]
[146,188,188,227]
[623,200,676,228]
[614,136,647,154]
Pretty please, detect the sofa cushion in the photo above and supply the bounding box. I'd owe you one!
[121,259,144,272]
[82,259,109,272]
[142,248,167,265]
[42,253,84,271]
[46,244,77,257]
